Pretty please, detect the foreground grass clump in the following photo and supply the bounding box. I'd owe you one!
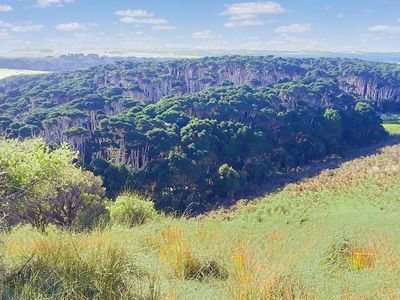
[159,226,227,280]
[1,143,400,299]
[0,227,160,299]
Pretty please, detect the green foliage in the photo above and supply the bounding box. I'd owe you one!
[344,102,387,145]
[0,139,106,229]
[214,164,241,198]
[0,56,392,212]
[108,193,157,227]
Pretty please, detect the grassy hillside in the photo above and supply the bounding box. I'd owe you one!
[1,138,400,299]
[0,69,49,80]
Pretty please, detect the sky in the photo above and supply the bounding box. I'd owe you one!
[0,0,400,56]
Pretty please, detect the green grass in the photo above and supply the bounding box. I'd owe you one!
[384,123,400,135]
[1,144,400,299]
[0,69,49,80]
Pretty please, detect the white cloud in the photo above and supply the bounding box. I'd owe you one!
[0,5,13,12]
[151,25,176,31]
[116,31,143,37]
[228,13,258,21]
[116,8,176,30]
[0,28,8,38]
[225,19,264,27]
[221,1,284,15]
[55,22,89,31]
[368,25,400,34]
[11,24,43,32]
[221,1,284,27]
[0,20,12,28]
[275,24,312,33]
[191,30,220,39]
[337,13,344,18]
[35,0,74,8]
[120,17,168,25]
[115,9,153,17]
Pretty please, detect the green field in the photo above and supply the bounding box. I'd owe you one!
[0,69,49,80]
[384,123,400,135]
[1,142,400,299]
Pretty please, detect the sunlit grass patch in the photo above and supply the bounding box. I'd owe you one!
[228,244,310,300]
[348,248,375,270]
[159,226,227,280]
[384,123,400,135]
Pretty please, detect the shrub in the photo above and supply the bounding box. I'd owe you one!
[0,139,106,229]
[108,193,157,227]
[214,164,241,198]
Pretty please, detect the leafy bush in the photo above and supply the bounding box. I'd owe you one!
[0,139,106,229]
[108,193,157,227]
[214,164,241,198]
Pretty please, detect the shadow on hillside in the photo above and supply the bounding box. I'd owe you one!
[202,135,400,214]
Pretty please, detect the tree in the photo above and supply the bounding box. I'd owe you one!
[323,108,343,151]
[214,164,241,198]
[0,139,105,229]
[344,102,387,145]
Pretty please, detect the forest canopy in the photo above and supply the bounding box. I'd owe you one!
[0,56,391,212]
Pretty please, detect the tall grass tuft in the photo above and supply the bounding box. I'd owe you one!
[0,226,160,299]
[159,227,227,280]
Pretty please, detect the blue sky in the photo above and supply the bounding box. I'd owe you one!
[0,0,399,55]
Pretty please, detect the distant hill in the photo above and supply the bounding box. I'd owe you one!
[0,54,165,72]
[0,69,49,80]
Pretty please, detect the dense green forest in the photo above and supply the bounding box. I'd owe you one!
[0,56,393,211]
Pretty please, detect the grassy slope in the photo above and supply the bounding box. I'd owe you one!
[2,142,400,299]
[1,138,400,299]
[0,69,49,80]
